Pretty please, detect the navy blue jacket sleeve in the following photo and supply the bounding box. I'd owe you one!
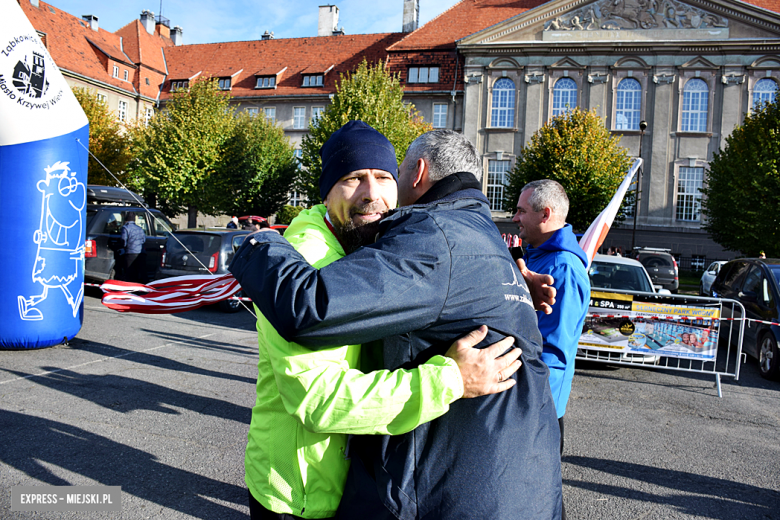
[229,213,450,347]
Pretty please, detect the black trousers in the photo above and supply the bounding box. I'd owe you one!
[248,490,334,520]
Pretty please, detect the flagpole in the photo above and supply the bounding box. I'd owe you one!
[630,120,648,252]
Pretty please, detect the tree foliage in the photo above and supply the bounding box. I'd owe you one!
[504,108,633,231]
[701,100,780,256]
[71,87,133,186]
[130,78,235,225]
[275,205,304,226]
[215,112,298,217]
[298,59,431,205]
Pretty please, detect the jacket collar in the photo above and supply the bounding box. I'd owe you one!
[414,171,484,206]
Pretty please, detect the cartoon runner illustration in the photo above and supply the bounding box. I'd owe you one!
[18,161,86,320]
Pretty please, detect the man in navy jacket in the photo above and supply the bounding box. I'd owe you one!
[230,129,562,520]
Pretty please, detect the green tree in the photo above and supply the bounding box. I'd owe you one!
[215,112,298,217]
[71,87,133,186]
[275,205,304,225]
[504,108,633,231]
[131,78,235,227]
[701,100,780,257]
[298,59,431,205]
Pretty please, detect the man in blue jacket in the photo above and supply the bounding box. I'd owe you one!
[230,129,562,520]
[119,213,146,282]
[513,180,590,518]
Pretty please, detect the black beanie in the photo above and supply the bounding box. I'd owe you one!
[319,120,399,200]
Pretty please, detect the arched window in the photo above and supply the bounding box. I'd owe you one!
[681,78,708,132]
[752,78,778,110]
[491,78,515,128]
[552,77,577,117]
[615,78,642,130]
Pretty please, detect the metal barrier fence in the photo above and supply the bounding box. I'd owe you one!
[576,290,745,397]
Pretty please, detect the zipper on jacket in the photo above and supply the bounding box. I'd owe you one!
[301,494,307,514]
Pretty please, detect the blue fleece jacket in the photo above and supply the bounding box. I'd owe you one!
[524,223,590,418]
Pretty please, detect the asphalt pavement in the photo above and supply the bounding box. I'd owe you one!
[1,288,778,519]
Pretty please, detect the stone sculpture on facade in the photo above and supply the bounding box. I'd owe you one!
[543,0,728,31]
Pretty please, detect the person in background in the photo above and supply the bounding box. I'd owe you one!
[512,179,591,520]
[119,213,146,283]
[227,216,239,229]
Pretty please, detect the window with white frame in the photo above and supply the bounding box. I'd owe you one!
[676,167,703,221]
[170,80,189,90]
[408,66,439,84]
[552,77,577,117]
[293,107,306,129]
[264,107,276,122]
[246,107,259,116]
[117,100,127,123]
[144,106,153,126]
[218,77,231,90]
[96,92,107,104]
[615,78,641,130]
[490,78,515,128]
[112,65,119,78]
[487,160,510,211]
[302,75,323,87]
[433,103,448,128]
[312,106,324,123]
[752,78,778,110]
[123,69,128,81]
[681,78,708,132]
[256,76,276,88]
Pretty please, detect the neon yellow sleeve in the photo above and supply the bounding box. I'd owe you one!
[258,313,464,436]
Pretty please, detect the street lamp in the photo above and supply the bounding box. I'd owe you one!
[630,120,648,252]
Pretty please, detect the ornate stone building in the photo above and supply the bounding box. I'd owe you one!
[457,0,780,261]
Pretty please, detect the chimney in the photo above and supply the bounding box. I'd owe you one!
[171,26,183,45]
[140,10,155,34]
[155,15,170,39]
[402,0,419,33]
[82,14,99,32]
[318,5,339,37]
[261,30,275,40]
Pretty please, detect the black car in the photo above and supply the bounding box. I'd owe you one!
[85,186,174,283]
[634,247,679,293]
[711,258,780,380]
[157,229,251,312]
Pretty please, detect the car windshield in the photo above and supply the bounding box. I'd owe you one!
[768,265,780,285]
[589,261,654,292]
[167,233,222,256]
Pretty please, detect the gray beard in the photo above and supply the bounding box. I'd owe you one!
[331,202,389,254]
[332,216,384,254]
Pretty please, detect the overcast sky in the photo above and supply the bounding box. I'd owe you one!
[45,0,463,44]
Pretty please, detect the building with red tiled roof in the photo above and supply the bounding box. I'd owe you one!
[19,0,174,126]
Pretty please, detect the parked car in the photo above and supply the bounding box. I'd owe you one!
[710,258,780,380]
[589,254,657,293]
[699,260,727,296]
[634,247,679,293]
[84,186,174,283]
[157,229,251,312]
[237,215,288,233]
[582,254,665,364]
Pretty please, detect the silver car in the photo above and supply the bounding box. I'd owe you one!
[699,261,727,296]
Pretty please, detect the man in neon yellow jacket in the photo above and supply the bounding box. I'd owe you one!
[246,121,521,519]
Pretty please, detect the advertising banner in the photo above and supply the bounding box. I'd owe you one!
[579,291,721,360]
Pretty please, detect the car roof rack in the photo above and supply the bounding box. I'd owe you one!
[633,247,672,253]
[87,185,146,206]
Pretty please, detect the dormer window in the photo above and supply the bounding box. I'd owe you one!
[408,66,439,84]
[170,80,189,90]
[123,70,129,81]
[302,74,323,87]
[112,65,119,78]
[256,76,276,89]
[218,77,231,90]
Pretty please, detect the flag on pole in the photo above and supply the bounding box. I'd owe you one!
[101,274,242,314]
[578,158,642,268]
